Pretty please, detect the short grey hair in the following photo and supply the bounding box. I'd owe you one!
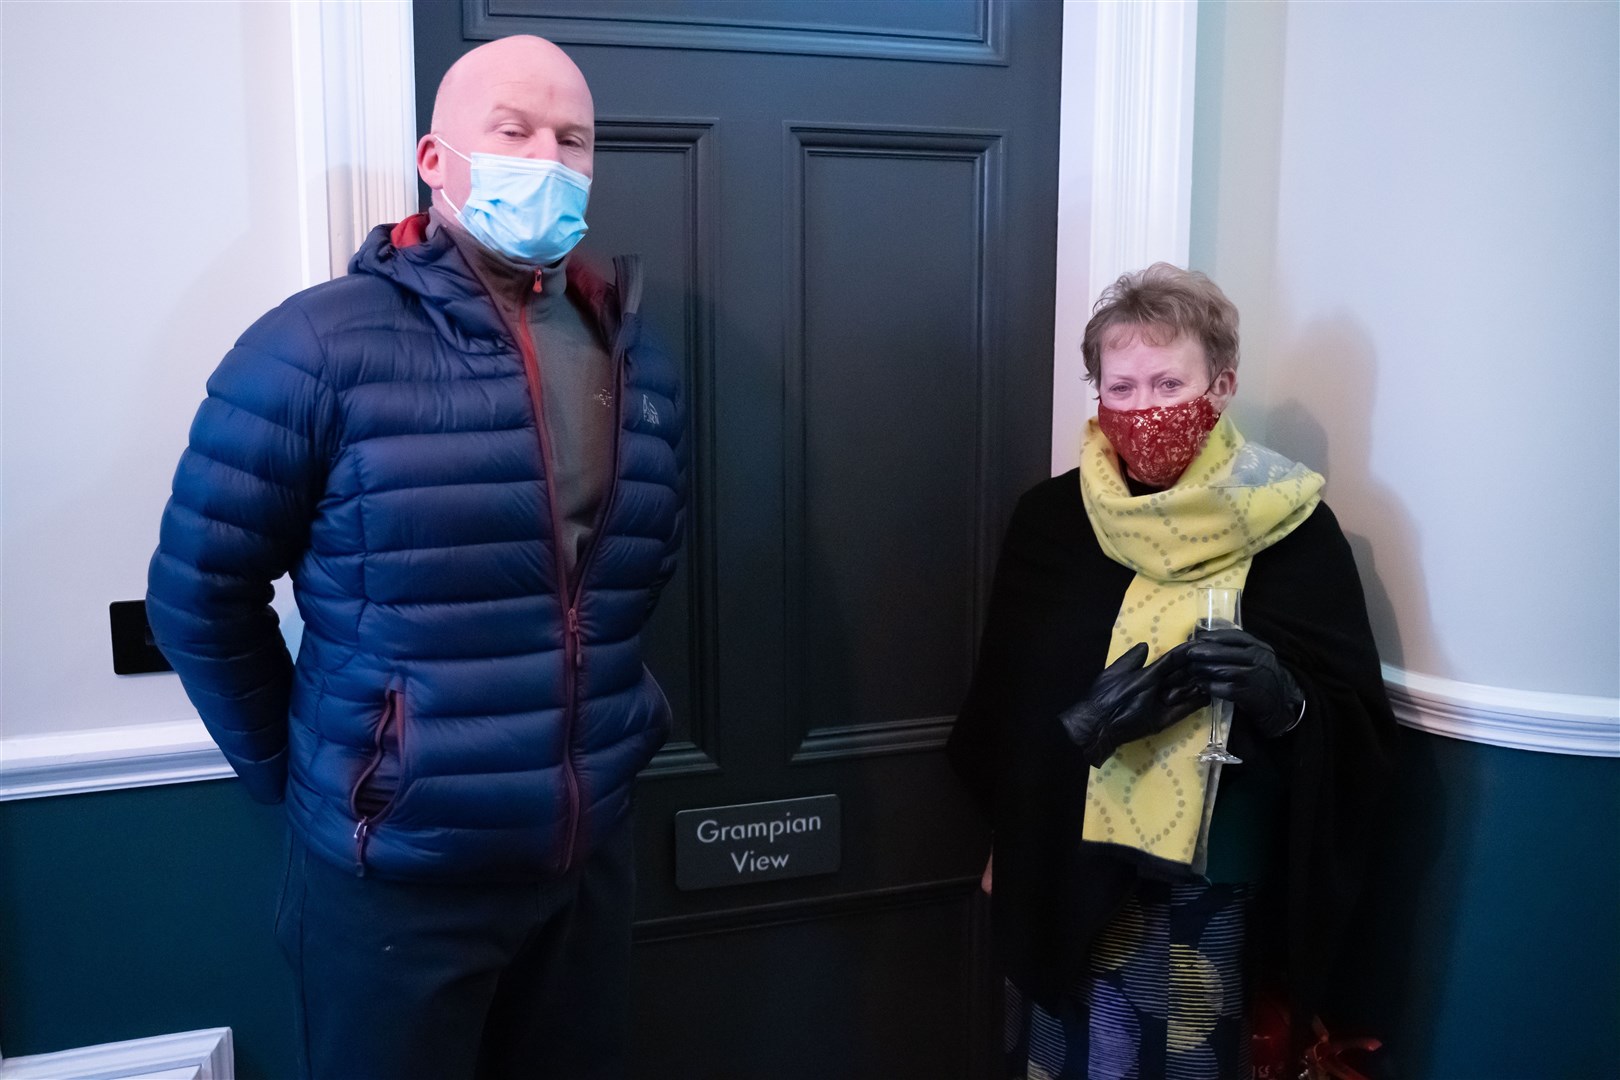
[1081,263,1239,386]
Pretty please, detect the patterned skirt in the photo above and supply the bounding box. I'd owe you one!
[1005,881,1254,1080]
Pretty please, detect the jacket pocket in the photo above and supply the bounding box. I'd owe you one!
[349,684,408,836]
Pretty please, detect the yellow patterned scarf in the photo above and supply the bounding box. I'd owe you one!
[1078,413,1323,870]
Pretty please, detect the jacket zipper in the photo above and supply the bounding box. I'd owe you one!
[351,686,403,875]
[508,268,631,873]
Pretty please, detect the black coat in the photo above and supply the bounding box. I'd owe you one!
[947,469,1396,1020]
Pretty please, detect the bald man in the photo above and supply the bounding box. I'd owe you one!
[149,35,685,1079]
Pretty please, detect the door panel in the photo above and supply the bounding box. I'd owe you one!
[589,118,721,778]
[788,128,999,752]
[632,883,995,1079]
[414,2,1062,1074]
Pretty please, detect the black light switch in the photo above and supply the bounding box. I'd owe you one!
[109,600,174,675]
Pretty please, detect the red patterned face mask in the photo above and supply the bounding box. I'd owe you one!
[1096,395,1221,488]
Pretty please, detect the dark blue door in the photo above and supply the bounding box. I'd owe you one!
[415,3,1062,1074]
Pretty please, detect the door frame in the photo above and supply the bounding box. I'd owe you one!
[289,0,420,288]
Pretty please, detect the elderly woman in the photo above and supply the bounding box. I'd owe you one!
[948,264,1395,1079]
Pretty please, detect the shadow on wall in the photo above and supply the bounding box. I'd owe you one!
[1255,316,1481,1068]
[1258,314,1450,679]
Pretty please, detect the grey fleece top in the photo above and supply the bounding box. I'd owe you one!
[430,209,617,588]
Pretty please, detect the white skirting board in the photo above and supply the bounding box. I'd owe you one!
[0,1028,232,1080]
[1,669,1615,804]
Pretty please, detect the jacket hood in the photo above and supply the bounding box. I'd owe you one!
[349,213,642,351]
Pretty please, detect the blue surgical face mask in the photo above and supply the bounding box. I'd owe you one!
[436,137,591,265]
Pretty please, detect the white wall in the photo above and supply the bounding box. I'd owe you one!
[1190,0,1619,699]
[1,0,305,741]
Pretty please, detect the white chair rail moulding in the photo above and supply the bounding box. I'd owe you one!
[4,673,1613,803]
[0,721,231,801]
[1051,0,1199,475]
[0,1027,233,1080]
[290,0,418,285]
[1383,667,1620,758]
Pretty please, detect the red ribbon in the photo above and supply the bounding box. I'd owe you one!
[1302,1017,1383,1080]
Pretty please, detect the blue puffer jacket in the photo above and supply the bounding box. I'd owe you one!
[148,214,685,882]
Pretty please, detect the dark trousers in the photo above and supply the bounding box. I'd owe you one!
[274,822,634,1080]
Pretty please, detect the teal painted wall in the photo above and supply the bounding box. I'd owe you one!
[1,734,1616,1077]
[1338,730,1620,1078]
[0,781,295,1079]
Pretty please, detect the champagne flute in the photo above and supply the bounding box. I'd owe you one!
[1195,586,1243,765]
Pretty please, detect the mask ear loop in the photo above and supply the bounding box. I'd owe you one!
[431,135,473,217]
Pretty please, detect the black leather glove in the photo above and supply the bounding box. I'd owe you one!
[1183,628,1305,737]
[1059,641,1204,767]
